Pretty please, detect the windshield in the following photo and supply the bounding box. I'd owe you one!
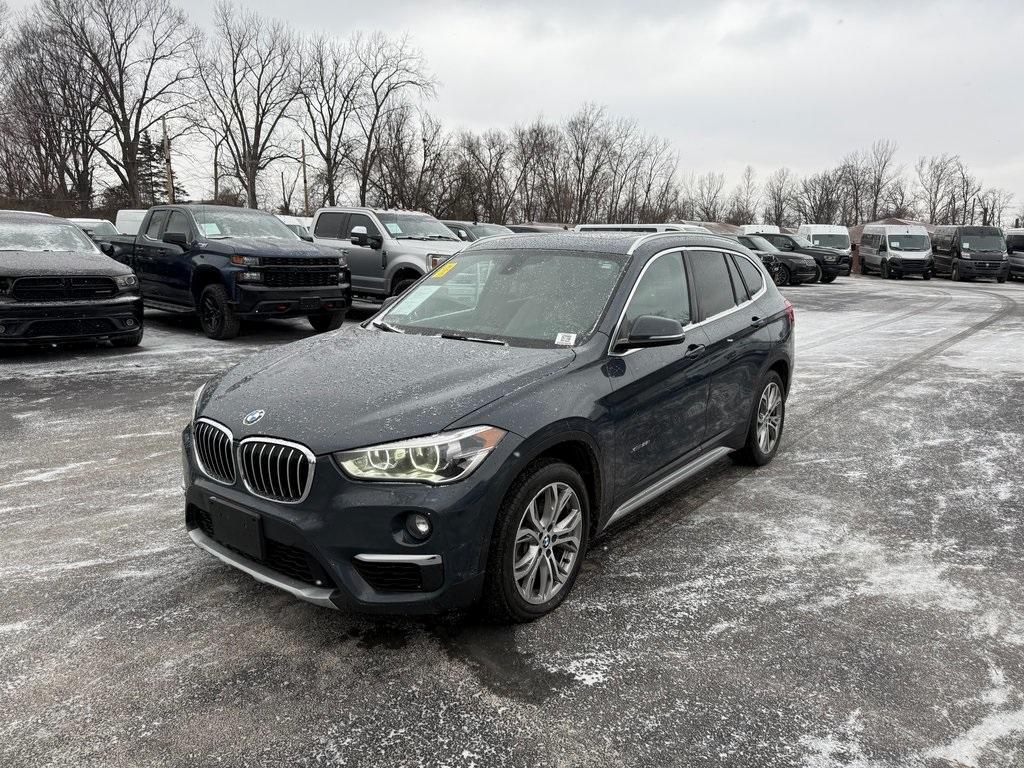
[192,208,299,240]
[0,221,99,253]
[78,221,118,237]
[381,248,628,347]
[740,235,778,252]
[377,213,460,241]
[790,235,814,248]
[961,234,1006,252]
[809,234,850,249]
[468,223,514,239]
[887,234,930,252]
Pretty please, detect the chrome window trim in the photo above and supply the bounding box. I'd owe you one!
[608,246,768,358]
[192,417,236,486]
[237,435,317,505]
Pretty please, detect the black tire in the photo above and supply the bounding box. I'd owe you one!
[997,275,1007,284]
[308,312,345,333]
[110,329,143,348]
[481,459,590,623]
[819,272,837,284]
[859,258,870,275]
[922,272,931,280]
[391,278,417,297]
[732,371,786,467]
[951,262,962,282]
[881,261,891,279]
[773,265,790,287]
[198,283,241,340]
[812,264,823,283]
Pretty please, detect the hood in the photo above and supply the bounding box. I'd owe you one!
[199,329,574,454]
[386,238,464,258]
[0,249,131,277]
[198,237,329,259]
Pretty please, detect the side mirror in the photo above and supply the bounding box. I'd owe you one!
[163,231,189,247]
[368,235,383,250]
[620,315,686,350]
[99,242,114,256]
[350,225,368,246]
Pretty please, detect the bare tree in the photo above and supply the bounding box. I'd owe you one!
[194,2,301,208]
[350,32,435,206]
[762,167,795,227]
[914,154,954,223]
[979,187,1014,226]
[299,34,361,207]
[42,0,194,207]
[693,171,725,221]
[792,168,843,224]
[865,139,899,221]
[725,165,758,224]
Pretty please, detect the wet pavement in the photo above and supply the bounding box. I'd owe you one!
[2,275,1023,767]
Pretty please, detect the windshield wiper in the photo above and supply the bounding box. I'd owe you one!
[371,320,403,333]
[425,235,459,241]
[438,332,507,346]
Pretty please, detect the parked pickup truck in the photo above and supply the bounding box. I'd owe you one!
[101,204,350,339]
[312,207,464,303]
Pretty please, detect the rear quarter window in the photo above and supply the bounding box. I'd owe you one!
[733,254,764,297]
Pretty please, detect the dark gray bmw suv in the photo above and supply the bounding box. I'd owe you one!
[183,232,795,622]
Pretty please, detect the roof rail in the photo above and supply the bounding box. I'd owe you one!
[626,230,739,256]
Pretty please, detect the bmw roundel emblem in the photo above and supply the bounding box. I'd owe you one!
[243,409,266,426]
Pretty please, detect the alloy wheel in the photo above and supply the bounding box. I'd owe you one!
[201,293,222,333]
[512,481,583,605]
[756,381,783,455]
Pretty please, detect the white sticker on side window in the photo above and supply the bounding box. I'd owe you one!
[555,333,577,346]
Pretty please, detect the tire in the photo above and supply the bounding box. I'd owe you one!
[922,271,932,281]
[391,278,417,297]
[110,329,143,348]
[198,283,241,340]
[812,264,823,283]
[951,262,962,282]
[308,312,345,333]
[819,272,837,284]
[859,259,870,275]
[732,371,786,467]
[881,261,891,279]
[773,265,790,287]
[481,459,590,623]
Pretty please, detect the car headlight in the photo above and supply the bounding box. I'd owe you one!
[823,254,837,263]
[961,252,972,259]
[230,255,261,266]
[428,254,450,270]
[115,274,138,289]
[1002,252,1009,261]
[335,426,506,484]
[191,383,206,421]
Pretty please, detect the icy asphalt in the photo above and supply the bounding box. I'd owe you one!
[1,276,1023,767]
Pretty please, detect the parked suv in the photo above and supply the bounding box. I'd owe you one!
[0,213,143,347]
[183,232,794,621]
[443,221,515,242]
[931,225,1010,282]
[313,207,464,303]
[102,205,350,339]
[1006,229,1024,280]
[737,234,817,286]
[759,232,851,283]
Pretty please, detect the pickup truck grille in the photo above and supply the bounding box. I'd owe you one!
[239,438,315,503]
[11,276,118,302]
[262,256,339,267]
[262,268,339,288]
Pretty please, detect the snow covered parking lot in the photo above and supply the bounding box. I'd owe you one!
[2,276,1024,767]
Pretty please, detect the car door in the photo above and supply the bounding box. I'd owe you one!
[606,250,712,500]
[160,210,196,305]
[687,249,763,445]
[345,213,387,298]
[135,209,168,297]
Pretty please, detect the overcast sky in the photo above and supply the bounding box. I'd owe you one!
[15,0,1024,208]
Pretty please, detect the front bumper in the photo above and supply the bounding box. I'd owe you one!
[956,259,1010,279]
[790,264,819,284]
[230,282,351,318]
[0,295,143,344]
[821,257,851,277]
[890,259,932,275]
[181,424,524,614]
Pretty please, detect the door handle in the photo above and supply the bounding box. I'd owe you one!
[684,344,706,359]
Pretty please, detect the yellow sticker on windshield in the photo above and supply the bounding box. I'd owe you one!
[433,261,456,279]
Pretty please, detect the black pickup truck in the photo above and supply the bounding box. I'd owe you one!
[101,205,350,339]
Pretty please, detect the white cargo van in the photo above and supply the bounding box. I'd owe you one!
[798,224,851,257]
[859,224,933,279]
[739,224,780,235]
[114,209,147,236]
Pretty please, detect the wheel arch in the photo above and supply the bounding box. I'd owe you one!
[190,266,226,305]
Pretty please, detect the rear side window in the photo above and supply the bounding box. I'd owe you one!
[688,251,736,318]
[145,210,167,239]
[621,253,690,336]
[732,254,764,297]
[1008,234,1024,250]
[314,212,345,238]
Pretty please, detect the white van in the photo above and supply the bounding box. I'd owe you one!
[276,214,312,240]
[859,224,933,279]
[798,224,851,256]
[739,224,780,235]
[114,209,147,236]
[573,223,711,234]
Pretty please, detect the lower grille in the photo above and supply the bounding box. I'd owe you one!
[24,318,117,338]
[262,269,339,288]
[12,276,118,302]
[239,438,314,503]
[353,560,423,592]
[193,419,236,485]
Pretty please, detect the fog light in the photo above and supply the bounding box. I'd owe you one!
[124,318,136,327]
[406,513,432,540]
[0,325,6,334]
